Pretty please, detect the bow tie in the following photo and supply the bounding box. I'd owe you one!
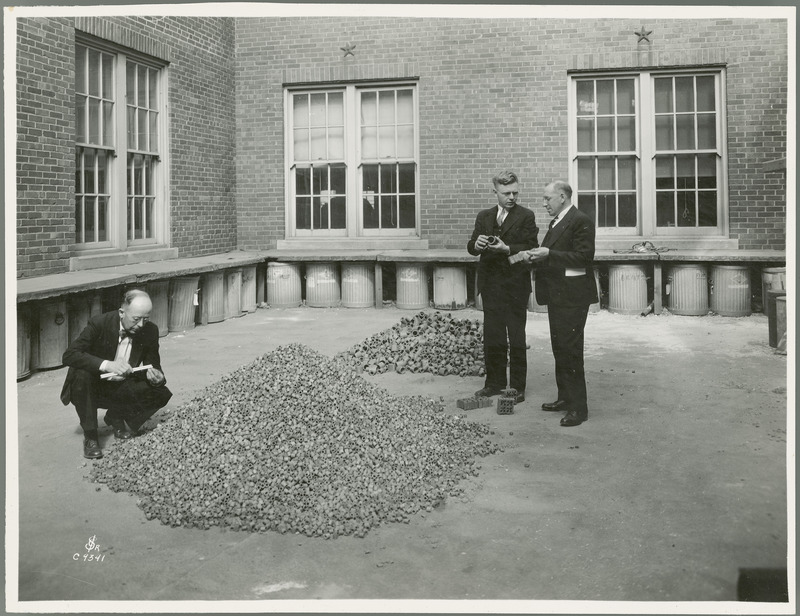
[119,330,133,339]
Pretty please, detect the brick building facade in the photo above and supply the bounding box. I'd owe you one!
[15,13,788,280]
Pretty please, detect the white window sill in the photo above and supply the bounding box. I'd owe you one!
[69,247,179,271]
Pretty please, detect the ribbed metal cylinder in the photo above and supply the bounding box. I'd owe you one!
[341,262,375,308]
[667,264,709,316]
[17,307,31,380]
[266,262,302,308]
[200,271,225,324]
[710,265,751,317]
[224,269,243,319]
[396,263,429,309]
[145,281,170,336]
[168,276,199,332]
[68,292,104,342]
[433,265,467,310]
[608,264,648,315]
[240,265,257,313]
[31,299,69,370]
[761,267,786,312]
[305,262,341,308]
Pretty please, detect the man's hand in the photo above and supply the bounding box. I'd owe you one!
[526,247,550,262]
[474,234,492,251]
[104,360,132,377]
[146,367,166,386]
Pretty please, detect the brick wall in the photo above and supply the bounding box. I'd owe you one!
[235,16,788,251]
[16,16,237,278]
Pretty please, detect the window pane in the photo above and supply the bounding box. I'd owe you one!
[127,198,133,241]
[675,77,694,112]
[86,197,96,240]
[328,127,344,159]
[145,197,153,237]
[76,46,87,94]
[398,163,415,193]
[697,154,717,188]
[597,157,615,190]
[677,192,696,227]
[295,167,311,194]
[330,164,346,195]
[698,191,717,226]
[145,157,153,194]
[293,95,309,128]
[378,125,395,158]
[362,164,378,193]
[361,92,377,124]
[397,90,413,123]
[618,193,637,226]
[296,196,311,229]
[381,195,397,228]
[656,192,675,226]
[654,78,673,114]
[577,157,595,190]
[696,76,715,112]
[149,111,158,153]
[616,79,635,115]
[576,81,595,116]
[655,116,673,151]
[656,156,674,189]
[617,116,635,151]
[328,92,344,125]
[84,154,95,193]
[618,157,636,190]
[361,126,377,159]
[397,124,414,158]
[137,65,148,107]
[379,91,395,124]
[76,95,86,142]
[75,196,83,242]
[363,193,379,229]
[88,49,101,96]
[596,117,614,151]
[380,164,396,193]
[138,109,148,150]
[577,118,595,152]
[310,93,326,125]
[596,80,614,115]
[676,155,695,189]
[330,196,346,229]
[577,193,596,221]
[126,61,135,100]
[89,99,100,144]
[148,70,157,108]
[310,127,326,159]
[101,54,113,99]
[127,106,136,149]
[312,197,327,229]
[697,113,716,149]
[676,115,695,149]
[597,193,616,227]
[399,195,415,228]
[97,151,107,192]
[103,101,114,147]
[293,128,309,161]
[97,196,107,242]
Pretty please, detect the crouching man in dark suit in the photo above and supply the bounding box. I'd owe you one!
[522,180,598,427]
[61,289,172,458]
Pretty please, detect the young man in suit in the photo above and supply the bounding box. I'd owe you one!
[523,180,598,426]
[60,289,172,458]
[467,170,539,403]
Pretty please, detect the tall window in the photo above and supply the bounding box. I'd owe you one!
[75,40,167,251]
[287,84,418,238]
[570,70,726,238]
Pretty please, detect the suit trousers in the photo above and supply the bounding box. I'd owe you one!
[547,304,590,416]
[66,368,173,437]
[482,293,528,392]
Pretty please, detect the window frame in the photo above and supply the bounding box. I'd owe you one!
[284,81,420,240]
[74,35,170,254]
[568,67,728,239]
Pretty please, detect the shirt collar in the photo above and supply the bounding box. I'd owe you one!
[552,204,574,227]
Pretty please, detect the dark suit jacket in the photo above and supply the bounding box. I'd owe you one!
[534,206,598,307]
[60,310,167,406]
[467,205,539,300]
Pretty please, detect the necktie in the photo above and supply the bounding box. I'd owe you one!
[120,329,132,339]
[549,218,556,229]
[497,209,507,227]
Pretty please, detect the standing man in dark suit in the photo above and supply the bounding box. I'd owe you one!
[61,289,172,458]
[523,180,597,426]
[467,170,539,403]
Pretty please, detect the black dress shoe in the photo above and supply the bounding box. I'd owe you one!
[83,439,103,459]
[560,411,587,427]
[541,400,566,412]
[113,426,133,440]
[513,392,525,404]
[474,387,503,398]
